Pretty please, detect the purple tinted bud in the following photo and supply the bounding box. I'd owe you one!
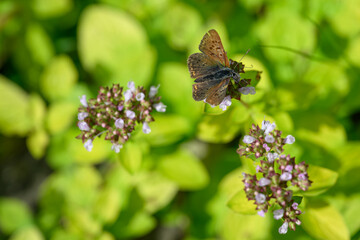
[258,178,271,186]
[255,193,266,204]
[292,202,298,210]
[126,110,136,119]
[280,172,292,181]
[285,165,293,172]
[84,139,93,152]
[154,102,167,112]
[284,135,295,144]
[265,135,275,143]
[78,112,89,121]
[149,84,160,98]
[128,81,135,92]
[124,90,132,102]
[118,105,124,111]
[78,121,90,131]
[80,95,88,107]
[279,221,289,234]
[267,152,279,163]
[258,210,265,217]
[142,122,151,134]
[243,135,256,144]
[219,95,232,111]
[239,86,256,95]
[273,209,284,220]
[298,173,307,180]
[295,219,301,225]
[256,165,261,173]
[115,118,124,129]
[263,143,271,152]
[111,143,123,153]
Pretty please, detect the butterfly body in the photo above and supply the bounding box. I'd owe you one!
[187,29,239,106]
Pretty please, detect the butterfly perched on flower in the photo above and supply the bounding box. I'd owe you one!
[187,29,242,106]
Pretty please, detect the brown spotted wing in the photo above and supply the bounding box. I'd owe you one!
[187,29,239,106]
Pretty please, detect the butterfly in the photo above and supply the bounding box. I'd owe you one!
[187,29,240,106]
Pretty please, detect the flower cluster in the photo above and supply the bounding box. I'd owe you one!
[205,59,258,111]
[76,81,166,153]
[237,120,312,234]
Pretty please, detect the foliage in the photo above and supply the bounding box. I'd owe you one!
[1,0,360,239]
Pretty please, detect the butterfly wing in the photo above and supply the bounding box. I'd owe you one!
[199,29,230,67]
[192,79,222,101]
[187,52,221,78]
[205,78,230,106]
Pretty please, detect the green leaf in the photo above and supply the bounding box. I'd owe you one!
[160,2,202,50]
[46,101,77,134]
[120,212,156,238]
[119,141,143,174]
[328,0,360,37]
[157,63,202,121]
[256,6,315,62]
[26,129,49,159]
[25,23,54,66]
[0,198,33,234]
[303,165,338,196]
[158,149,209,190]
[28,94,47,131]
[227,190,257,215]
[140,114,192,147]
[32,0,73,18]
[301,199,350,240]
[93,187,122,224]
[0,76,32,136]
[65,207,101,236]
[40,55,78,101]
[97,232,115,240]
[293,112,346,153]
[136,171,178,213]
[9,226,44,240]
[78,4,155,87]
[343,194,360,236]
[197,103,249,143]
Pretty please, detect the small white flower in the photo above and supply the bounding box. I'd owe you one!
[84,139,93,152]
[78,121,90,131]
[258,210,265,217]
[280,172,292,181]
[124,90,132,102]
[111,143,123,153]
[149,84,160,98]
[115,118,124,129]
[292,202,298,210]
[261,120,276,134]
[154,102,167,112]
[125,110,136,119]
[279,221,289,234]
[142,122,151,134]
[239,86,256,95]
[255,193,266,204]
[273,209,284,220]
[243,135,256,144]
[284,135,295,144]
[267,152,279,163]
[80,95,88,107]
[219,95,232,111]
[265,135,275,143]
[136,92,145,101]
[78,112,89,121]
[258,178,271,186]
[128,81,136,92]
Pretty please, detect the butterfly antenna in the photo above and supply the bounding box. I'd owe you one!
[239,48,251,62]
[245,64,253,69]
[233,48,251,70]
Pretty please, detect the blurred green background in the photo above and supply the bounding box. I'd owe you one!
[1,0,360,239]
